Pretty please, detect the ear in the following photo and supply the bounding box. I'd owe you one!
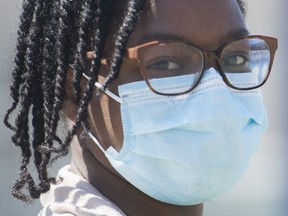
[61,62,109,123]
[61,67,80,123]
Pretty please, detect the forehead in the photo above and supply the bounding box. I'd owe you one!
[128,0,247,50]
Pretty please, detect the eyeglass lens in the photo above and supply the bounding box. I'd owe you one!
[137,38,271,94]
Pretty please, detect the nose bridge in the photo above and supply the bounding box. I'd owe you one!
[203,51,220,72]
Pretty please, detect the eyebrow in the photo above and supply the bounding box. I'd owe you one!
[227,28,250,40]
[133,28,250,47]
[135,33,185,45]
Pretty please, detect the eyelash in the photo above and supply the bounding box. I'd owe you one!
[146,57,183,71]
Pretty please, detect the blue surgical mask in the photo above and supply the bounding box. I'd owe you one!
[83,68,268,205]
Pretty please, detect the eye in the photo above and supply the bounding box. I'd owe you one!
[146,58,182,71]
[222,52,249,67]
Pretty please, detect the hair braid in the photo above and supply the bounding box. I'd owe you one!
[49,1,81,146]
[72,0,100,103]
[4,0,36,130]
[36,0,77,173]
[11,0,45,201]
[56,0,112,157]
[103,0,147,87]
[34,0,60,198]
[30,79,44,198]
[41,0,58,153]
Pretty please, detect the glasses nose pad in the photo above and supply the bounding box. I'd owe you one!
[203,52,222,74]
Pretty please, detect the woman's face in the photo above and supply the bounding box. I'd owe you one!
[87,0,248,151]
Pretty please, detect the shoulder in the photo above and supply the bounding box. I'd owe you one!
[38,165,126,216]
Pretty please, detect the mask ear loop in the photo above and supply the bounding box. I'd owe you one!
[80,73,122,153]
[82,73,123,104]
[68,63,122,103]
[81,121,120,159]
[81,121,106,154]
[84,52,123,103]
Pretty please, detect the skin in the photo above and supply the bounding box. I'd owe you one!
[89,0,247,152]
[62,0,248,215]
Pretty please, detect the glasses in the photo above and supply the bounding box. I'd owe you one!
[126,35,278,95]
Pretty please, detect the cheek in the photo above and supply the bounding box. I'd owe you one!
[89,92,124,151]
[103,95,124,150]
[110,59,144,93]
[89,59,144,151]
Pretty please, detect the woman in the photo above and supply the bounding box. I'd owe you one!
[4,0,278,215]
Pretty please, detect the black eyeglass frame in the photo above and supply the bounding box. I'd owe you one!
[125,35,278,96]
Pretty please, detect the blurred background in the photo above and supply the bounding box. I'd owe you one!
[0,1,286,216]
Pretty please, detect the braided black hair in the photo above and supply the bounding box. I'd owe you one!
[4,0,246,202]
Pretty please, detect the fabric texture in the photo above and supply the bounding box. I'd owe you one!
[38,165,126,216]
